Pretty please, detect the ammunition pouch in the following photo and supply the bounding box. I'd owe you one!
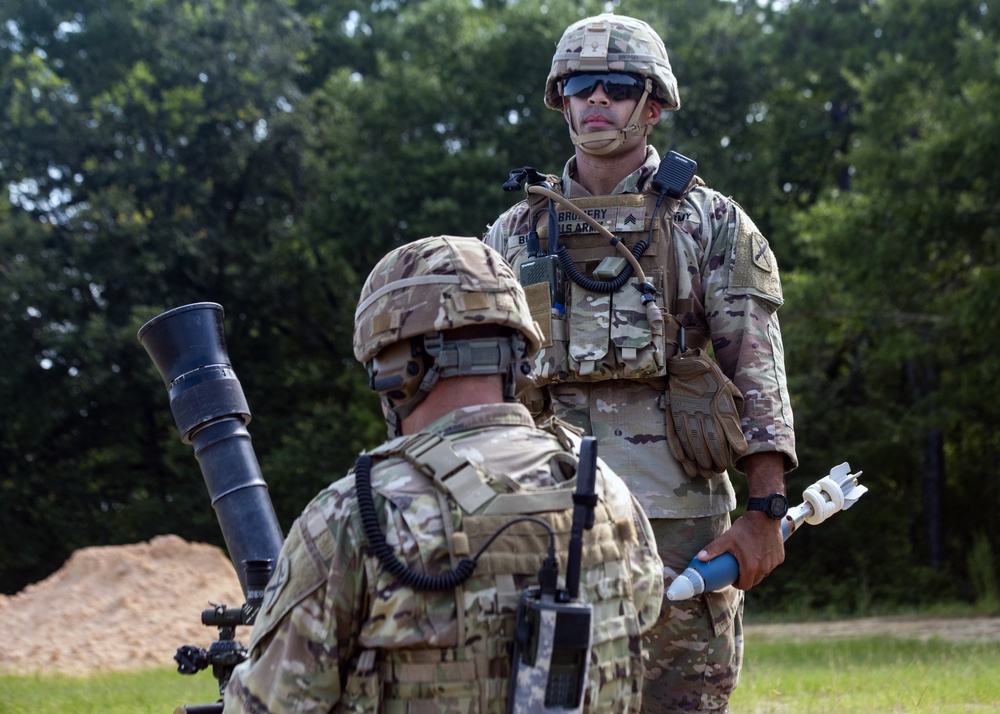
[519,192,681,385]
[338,651,381,713]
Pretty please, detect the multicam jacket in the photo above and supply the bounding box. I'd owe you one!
[483,148,797,519]
[222,403,663,714]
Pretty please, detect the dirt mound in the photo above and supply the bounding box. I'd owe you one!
[0,535,244,676]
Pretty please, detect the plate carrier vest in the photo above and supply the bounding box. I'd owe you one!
[511,177,710,386]
[338,420,645,714]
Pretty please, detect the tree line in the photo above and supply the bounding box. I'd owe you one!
[2,0,997,614]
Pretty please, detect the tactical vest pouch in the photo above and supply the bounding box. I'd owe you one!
[586,659,643,712]
[381,675,478,714]
[566,281,612,379]
[522,280,570,383]
[610,277,665,379]
[379,638,512,714]
[528,192,670,384]
[564,277,666,381]
[338,650,381,714]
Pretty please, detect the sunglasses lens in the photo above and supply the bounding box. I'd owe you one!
[563,73,645,102]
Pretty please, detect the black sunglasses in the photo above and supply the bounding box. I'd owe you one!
[561,73,647,102]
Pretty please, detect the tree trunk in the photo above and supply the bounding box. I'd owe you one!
[921,427,946,569]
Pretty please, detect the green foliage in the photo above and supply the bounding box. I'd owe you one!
[967,533,999,613]
[0,0,374,592]
[2,0,999,617]
[761,0,1000,606]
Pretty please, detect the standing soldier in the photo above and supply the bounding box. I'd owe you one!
[484,14,797,712]
[223,236,663,713]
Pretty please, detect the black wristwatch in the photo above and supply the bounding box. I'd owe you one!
[746,493,789,519]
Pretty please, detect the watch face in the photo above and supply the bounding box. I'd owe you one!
[768,494,789,518]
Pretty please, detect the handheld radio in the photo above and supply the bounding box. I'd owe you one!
[518,249,566,315]
[507,437,599,713]
[518,192,566,314]
[504,167,567,314]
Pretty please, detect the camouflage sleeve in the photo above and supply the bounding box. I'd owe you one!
[483,212,508,251]
[483,201,531,255]
[626,492,664,633]
[596,460,664,634]
[700,192,798,471]
[223,480,366,714]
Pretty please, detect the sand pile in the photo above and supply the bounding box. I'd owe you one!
[0,534,244,676]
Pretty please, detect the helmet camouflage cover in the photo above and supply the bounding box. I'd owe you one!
[545,13,680,111]
[353,236,543,365]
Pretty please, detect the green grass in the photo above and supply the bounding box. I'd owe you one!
[0,667,221,713]
[731,636,1000,712]
[1,634,997,712]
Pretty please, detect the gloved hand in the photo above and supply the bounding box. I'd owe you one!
[665,349,748,478]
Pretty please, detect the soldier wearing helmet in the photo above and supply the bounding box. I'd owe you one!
[544,13,680,159]
[484,14,798,712]
[223,236,664,713]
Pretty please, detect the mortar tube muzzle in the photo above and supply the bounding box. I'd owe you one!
[138,302,284,598]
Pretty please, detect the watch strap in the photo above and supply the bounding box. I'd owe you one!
[746,492,788,519]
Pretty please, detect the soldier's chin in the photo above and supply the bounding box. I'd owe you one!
[579,134,616,151]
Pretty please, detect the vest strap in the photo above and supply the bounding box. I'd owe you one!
[405,434,497,514]
[481,489,574,515]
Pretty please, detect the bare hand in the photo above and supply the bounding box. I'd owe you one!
[697,511,785,590]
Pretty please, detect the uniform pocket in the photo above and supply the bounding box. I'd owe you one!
[610,277,665,379]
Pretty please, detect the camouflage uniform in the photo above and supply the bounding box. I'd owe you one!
[222,402,663,713]
[484,147,797,711]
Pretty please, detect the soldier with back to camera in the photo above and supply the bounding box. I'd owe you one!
[484,14,798,712]
[222,235,664,713]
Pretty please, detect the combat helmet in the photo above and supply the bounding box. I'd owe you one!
[545,14,680,155]
[354,235,542,437]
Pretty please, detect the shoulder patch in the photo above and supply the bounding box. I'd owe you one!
[262,555,291,613]
[251,511,329,649]
[728,213,783,309]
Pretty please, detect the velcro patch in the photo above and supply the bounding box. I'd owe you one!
[543,194,649,237]
[458,291,490,311]
[371,312,400,336]
[523,282,553,347]
[751,233,774,272]
[262,556,290,614]
[495,292,515,312]
[729,214,783,308]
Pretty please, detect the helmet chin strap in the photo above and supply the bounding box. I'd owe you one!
[567,79,653,156]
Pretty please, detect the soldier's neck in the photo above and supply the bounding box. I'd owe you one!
[573,142,648,196]
[400,375,505,435]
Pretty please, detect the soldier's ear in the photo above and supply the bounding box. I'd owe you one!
[645,99,663,126]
